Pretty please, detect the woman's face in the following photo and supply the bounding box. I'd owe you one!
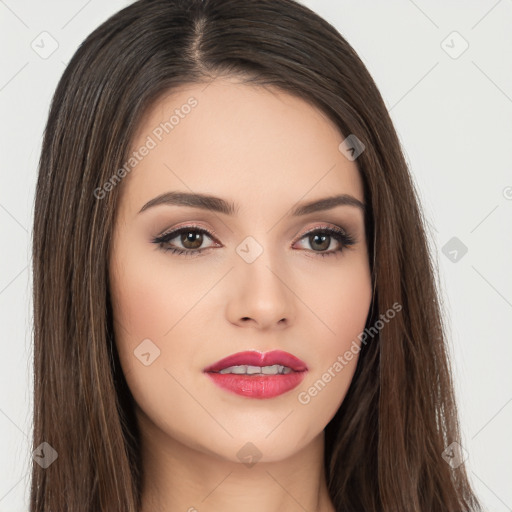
[109,77,372,463]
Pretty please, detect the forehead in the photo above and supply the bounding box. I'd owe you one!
[120,78,364,216]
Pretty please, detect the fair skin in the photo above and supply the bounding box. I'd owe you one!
[109,77,372,512]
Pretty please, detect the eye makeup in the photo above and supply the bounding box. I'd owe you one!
[151,223,357,259]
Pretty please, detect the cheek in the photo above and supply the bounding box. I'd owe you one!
[109,247,204,430]
[305,253,372,354]
[328,268,372,351]
[293,256,372,425]
[108,244,196,384]
[110,242,210,343]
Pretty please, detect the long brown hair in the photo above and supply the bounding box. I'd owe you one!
[31,0,483,510]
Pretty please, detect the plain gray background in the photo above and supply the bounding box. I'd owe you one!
[1,0,511,510]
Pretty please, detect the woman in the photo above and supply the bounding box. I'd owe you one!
[31,0,483,510]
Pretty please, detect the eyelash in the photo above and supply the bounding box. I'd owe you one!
[151,224,356,259]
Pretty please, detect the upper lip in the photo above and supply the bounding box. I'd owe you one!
[203,350,308,373]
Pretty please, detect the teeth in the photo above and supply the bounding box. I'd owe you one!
[261,364,281,375]
[218,364,293,375]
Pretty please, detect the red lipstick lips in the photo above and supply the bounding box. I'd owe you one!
[203,350,308,399]
[204,350,308,373]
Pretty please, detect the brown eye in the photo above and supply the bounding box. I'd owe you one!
[294,227,356,257]
[308,233,331,252]
[180,230,204,249]
[152,226,217,256]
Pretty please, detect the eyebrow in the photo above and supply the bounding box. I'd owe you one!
[138,191,365,216]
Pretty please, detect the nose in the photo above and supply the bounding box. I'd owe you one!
[225,250,296,329]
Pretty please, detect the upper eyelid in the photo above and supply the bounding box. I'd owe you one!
[158,225,218,241]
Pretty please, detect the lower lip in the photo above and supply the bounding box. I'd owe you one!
[205,371,307,399]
